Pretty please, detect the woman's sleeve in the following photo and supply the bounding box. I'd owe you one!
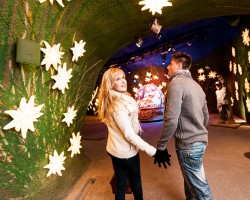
[113,110,156,157]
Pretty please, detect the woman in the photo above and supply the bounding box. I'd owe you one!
[97,68,156,200]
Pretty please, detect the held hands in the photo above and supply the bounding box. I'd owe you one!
[153,148,171,169]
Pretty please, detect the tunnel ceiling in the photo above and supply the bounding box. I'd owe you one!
[77,0,250,72]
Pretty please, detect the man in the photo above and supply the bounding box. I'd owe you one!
[215,80,235,124]
[154,52,213,200]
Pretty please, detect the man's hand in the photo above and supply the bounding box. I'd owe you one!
[153,149,171,169]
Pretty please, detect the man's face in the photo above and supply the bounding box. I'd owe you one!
[167,59,181,76]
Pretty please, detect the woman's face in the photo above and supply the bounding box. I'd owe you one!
[112,73,127,92]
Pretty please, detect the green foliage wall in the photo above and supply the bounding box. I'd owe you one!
[0,1,104,199]
[1,1,250,199]
[229,16,250,122]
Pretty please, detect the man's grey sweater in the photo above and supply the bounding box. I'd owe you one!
[157,70,209,150]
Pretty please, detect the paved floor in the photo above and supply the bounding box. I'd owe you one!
[65,114,250,200]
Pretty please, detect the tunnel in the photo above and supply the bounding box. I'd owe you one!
[1,1,250,199]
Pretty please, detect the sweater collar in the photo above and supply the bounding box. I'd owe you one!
[169,69,192,82]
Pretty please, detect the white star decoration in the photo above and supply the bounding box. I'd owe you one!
[232,47,236,57]
[139,0,172,15]
[233,63,237,74]
[245,78,250,93]
[3,96,44,139]
[198,74,206,81]
[146,72,152,77]
[238,64,242,75]
[235,81,239,91]
[68,132,82,157]
[198,68,204,74]
[242,28,250,46]
[41,41,65,71]
[39,0,65,7]
[208,71,217,79]
[51,63,72,94]
[229,61,232,71]
[134,75,139,79]
[133,87,139,93]
[71,40,86,62]
[44,150,66,177]
[62,106,77,127]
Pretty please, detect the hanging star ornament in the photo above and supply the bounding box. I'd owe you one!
[245,78,250,93]
[208,71,217,79]
[39,0,65,7]
[3,96,44,139]
[229,61,232,71]
[41,41,65,71]
[44,150,66,177]
[71,40,86,62]
[68,132,82,157]
[139,0,172,15]
[51,63,73,94]
[198,74,206,81]
[62,106,77,127]
[198,68,204,74]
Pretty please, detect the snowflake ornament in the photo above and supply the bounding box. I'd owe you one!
[248,51,250,63]
[62,106,77,127]
[68,132,82,157]
[139,0,172,15]
[41,41,65,71]
[198,74,206,81]
[51,63,72,94]
[242,28,250,46]
[44,150,66,177]
[3,96,44,139]
[71,40,86,62]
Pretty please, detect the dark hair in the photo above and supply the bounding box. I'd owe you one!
[171,52,192,69]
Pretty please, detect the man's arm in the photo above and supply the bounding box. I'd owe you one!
[157,83,183,150]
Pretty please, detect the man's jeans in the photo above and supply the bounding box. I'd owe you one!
[109,153,143,200]
[176,142,213,200]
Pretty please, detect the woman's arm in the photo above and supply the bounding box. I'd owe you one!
[113,110,156,156]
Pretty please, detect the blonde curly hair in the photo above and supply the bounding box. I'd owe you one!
[97,68,130,123]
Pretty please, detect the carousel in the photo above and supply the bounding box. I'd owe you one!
[135,83,164,122]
